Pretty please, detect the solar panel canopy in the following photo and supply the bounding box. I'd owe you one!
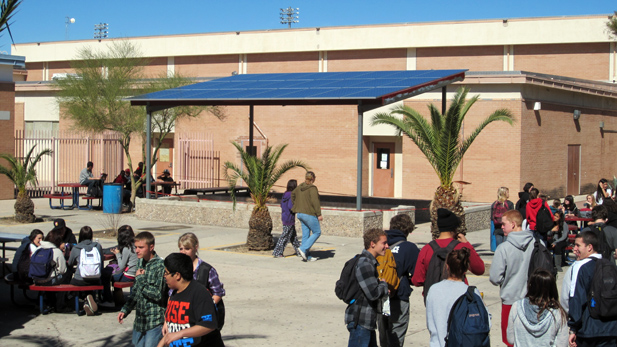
[129,70,466,108]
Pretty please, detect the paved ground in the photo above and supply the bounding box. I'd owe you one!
[0,197,569,347]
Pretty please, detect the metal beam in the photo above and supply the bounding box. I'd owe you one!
[249,105,254,156]
[356,103,364,211]
[442,86,447,114]
[145,107,152,199]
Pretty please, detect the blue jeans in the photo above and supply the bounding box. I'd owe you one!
[297,213,321,256]
[495,233,505,248]
[132,324,162,347]
[347,322,377,347]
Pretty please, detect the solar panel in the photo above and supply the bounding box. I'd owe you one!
[129,70,466,106]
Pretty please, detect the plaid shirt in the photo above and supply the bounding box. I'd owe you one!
[121,252,166,332]
[344,249,389,330]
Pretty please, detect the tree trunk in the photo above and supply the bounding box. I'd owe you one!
[429,185,466,239]
[14,191,35,223]
[247,206,274,251]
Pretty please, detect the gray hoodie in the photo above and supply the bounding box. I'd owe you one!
[507,298,568,346]
[489,229,535,304]
[68,239,103,281]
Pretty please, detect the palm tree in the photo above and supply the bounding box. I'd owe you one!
[0,145,52,222]
[372,87,514,238]
[224,142,309,251]
[0,0,22,45]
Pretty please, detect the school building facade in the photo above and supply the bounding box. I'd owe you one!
[8,14,617,203]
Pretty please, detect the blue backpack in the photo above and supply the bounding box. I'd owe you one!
[445,286,490,347]
[28,248,56,281]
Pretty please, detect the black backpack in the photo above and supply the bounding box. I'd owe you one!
[527,237,556,280]
[535,204,554,236]
[197,262,226,330]
[335,253,366,305]
[588,225,613,260]
[90,180,103,198]
[423,240,460,304]
[445,286,491,347]
[588,257,617,319]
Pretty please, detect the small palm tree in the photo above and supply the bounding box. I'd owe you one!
[0,0,22,45]
[224,142,309,251]
[0,145,52,222]
[372,87,514,238]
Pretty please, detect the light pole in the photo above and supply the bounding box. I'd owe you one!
[65,16,75,40]
[280,7,299,28]
[94,23,109,39]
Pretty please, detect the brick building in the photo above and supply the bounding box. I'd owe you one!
[9,14,617,202]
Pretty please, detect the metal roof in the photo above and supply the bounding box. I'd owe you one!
[129,70,466,109]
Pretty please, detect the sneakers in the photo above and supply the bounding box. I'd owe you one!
[307,256,319,262]
[84,294,98,316]
[298,249,307,261]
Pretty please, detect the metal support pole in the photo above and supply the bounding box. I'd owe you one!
[145,107,152,199]
[356,104,363,211]
[249,105,254,156]
[442,87,447,114]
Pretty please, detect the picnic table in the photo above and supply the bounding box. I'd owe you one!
[0,232,25,276]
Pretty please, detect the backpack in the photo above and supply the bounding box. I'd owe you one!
[527,237,556,280]
[588,225,613,260]
[16,244,33,282]
[335,253,367,305]
[90,180,103,198]
[376,247,400,294]
[197,262,226,330]
[28,248,56,281]
[535,204,554,236]
[79,246,101,279]
[445,286,491,347]
[588,257,617,319]
[423,240,460,304]
[492,201,509,228]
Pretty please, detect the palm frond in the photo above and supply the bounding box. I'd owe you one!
[370,87,515,187]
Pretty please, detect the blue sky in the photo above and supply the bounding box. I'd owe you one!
[1,0,615,53]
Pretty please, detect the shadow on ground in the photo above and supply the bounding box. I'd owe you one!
[309,249,335,260]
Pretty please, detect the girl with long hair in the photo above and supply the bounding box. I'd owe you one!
[507,269,567,346]
[594,178,612,205]
[178,232,226,329]
[549,210,568,272]
[492,187,514,248]
[101,225,138,305]
[273,179,301,258]
[426,248,489,347]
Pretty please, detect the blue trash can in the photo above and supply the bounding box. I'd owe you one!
[103,183,123,214]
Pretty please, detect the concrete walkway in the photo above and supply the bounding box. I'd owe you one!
[0,197,569,347]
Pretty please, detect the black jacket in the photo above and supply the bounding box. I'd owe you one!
[385,229,420,301]
[515,191,530,219]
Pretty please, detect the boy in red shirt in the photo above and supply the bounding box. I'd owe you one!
[412,208,485,297]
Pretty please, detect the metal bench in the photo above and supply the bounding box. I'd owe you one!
[29,284,104,315]
[43,194,74,210]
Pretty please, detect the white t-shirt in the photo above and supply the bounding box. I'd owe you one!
[29,243,39,255]
[594,189,612,205]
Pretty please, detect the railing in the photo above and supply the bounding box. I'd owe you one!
[177,132,220,189]
[15,130,124,197]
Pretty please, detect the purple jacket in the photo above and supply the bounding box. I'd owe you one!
[281,191,295,225]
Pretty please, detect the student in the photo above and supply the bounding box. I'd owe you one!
[118,231,166,347]
[507,269,568,347]
[292,171,323,262]
[492,187,514,248]
[515,182,534,219]
[562,195,579,217]
[568,231,617,346]
[378,214,420,347]
[68,226,104,315]
[550,210,569,272]
[490,210,538,346]
[525,188,554,236]
[156,169,174,195]
[12,229,44,281]
[345,228,389,347]
[177,232,226,329]
[101,225,138,305]
[425,248,488,347]
[593,178,612,205]
[584,194,597,209]
[412,208,485,297]
[157,253,225,347]
[36,228,69,285]
[273,179,301,258]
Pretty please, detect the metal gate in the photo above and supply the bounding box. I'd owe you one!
[177,132,220,189]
